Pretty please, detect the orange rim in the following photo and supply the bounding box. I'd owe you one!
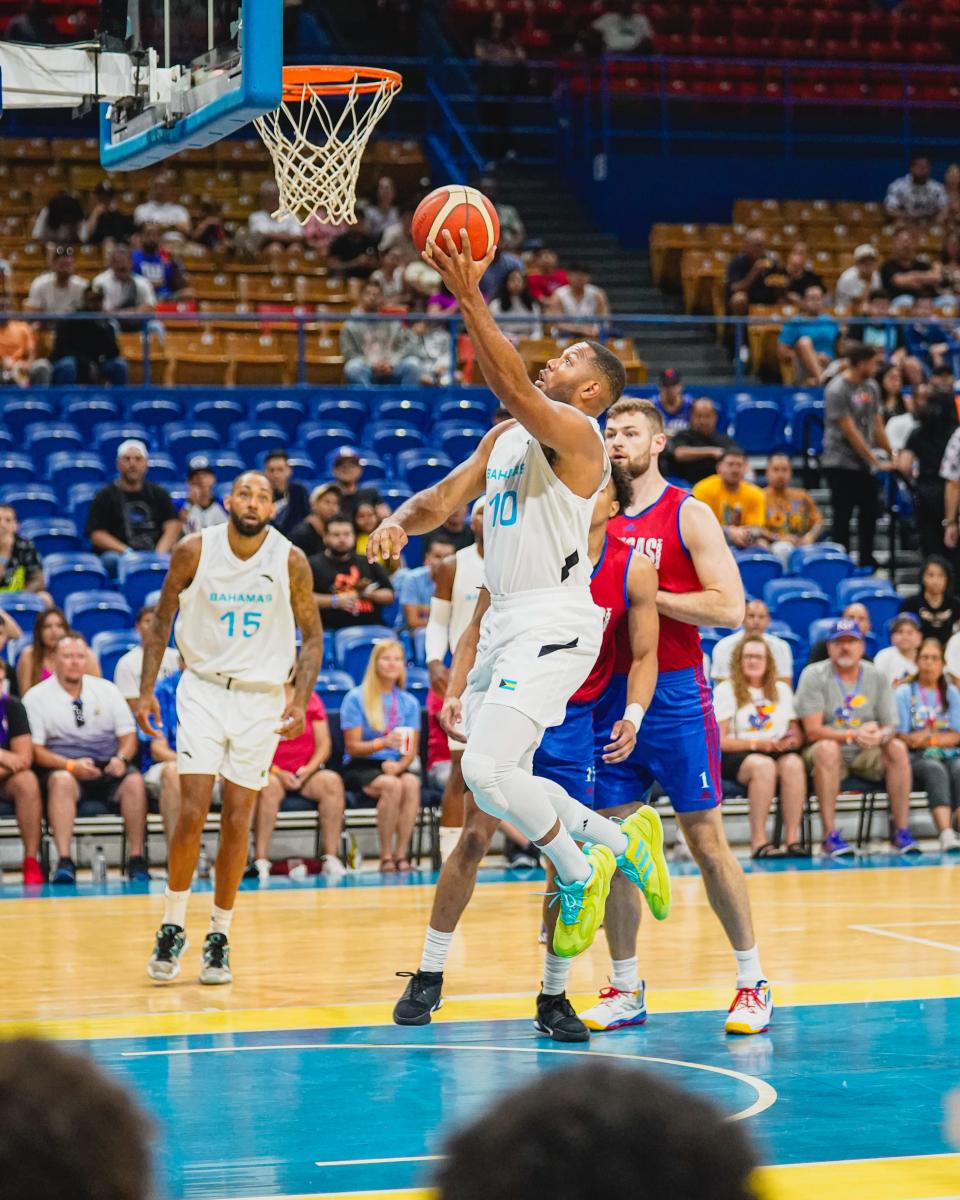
[279,65,403,100]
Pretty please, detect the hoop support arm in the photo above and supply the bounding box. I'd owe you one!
[0,42,170,109]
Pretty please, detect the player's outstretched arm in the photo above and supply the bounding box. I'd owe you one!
[425,230,603,459]
[604,553,659,764]
[283,547,325,740]
[659,498,746,630]
[136,537,199,736]
[439,587,491,743]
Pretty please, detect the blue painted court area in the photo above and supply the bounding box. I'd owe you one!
[79,997,958,1199]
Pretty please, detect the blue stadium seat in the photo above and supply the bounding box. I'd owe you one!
[146,452,179,485]
[396,450,454,492]
[734,548,782,599]
[2,397,56,439]
[118,552,170,613]
[64,591,133,641]
[699,626,727,662]
[24,422,84,463]
[363,423,426,460]
[165,423,220,466]
[768,588,831,639]
[0,455,38,485]
[129,397,185,429]
[314,669,355,711]
[6,634,31,669]
[90,630,139,682]
[729,402,784,454]
[0,592,47,634]
[0,429,14,454]
[0,486,58,522]
[436,423,485,463]
[189,398,245,439]
[788,400,824,458]
[836,579,901,633]
[94,423,151,464]
[18,517,83,557]
[406,665,430,703]
[46,452,107,492]
[199,451,246,477]
[788,547,856,603]
[231,423,288,468]
[286,453,315,479]
[806,617,879,657]
[333,626,396,683]
[323,630,334,664]
[67,482,102,537]
[253,399,307,438]
[438,397,491,425]
[377,398,430,430]
[380,483,414,508]
[46,554,111,607]
[64,397,120,438]
[764,577,821,607]
[314,399,367,435]
[299,425,357,470]
[356,451,388,484]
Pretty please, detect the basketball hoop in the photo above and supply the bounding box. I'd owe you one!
[254,65,403,227]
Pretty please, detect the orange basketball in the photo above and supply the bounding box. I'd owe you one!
[411,185,500,259]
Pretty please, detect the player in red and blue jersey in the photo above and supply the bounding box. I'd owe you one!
[595,397,772,1037]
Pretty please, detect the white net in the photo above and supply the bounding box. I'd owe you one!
[254,69,402,227]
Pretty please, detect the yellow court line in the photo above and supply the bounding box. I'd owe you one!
[1,974,958,1043]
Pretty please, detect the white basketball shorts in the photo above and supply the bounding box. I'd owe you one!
[175,670,286,792]
[462,587,602,734]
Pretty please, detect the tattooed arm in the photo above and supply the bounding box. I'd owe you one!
[280,546,325,740]
[135,537,199,737]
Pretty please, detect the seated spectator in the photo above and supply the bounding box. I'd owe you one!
[0,503,49,603]
[369,245,408,303]
[899,382,955,559]
[81,181,136,246]
[131,223,190,300]
[479,246,525,303]
[848,293,921,386]
[426,507,475,553]
[132,174,190,240]
[0,317,49,387]
[763,241,823,306]
[796,618,916,857]
[526,246,568,304]
[808,601,872,665]
[24,635,149,882]
[340,640,421,872]
[478,175,525,253]
[0,659,44,884]
[309,514,394,629]
[340,281,425,387]
[899,554,960,644]
[881,229,942,300]
[875,612,922,690]
[50,283,128,387]
[289,482,342,557]
[427,279,459,315]
[546,265,610,339]
[777,286,839,385]
[710,599,793,684]
[363,175,400,241]
[113,604,180,709]
[879,362,909,427]
[331,446,386,521]
[178,455,227,537]
[762,453,823,567]
[591,0,654,52]
[653,367,692,435]
[253,684,346,880]
[398,536,457,631]
[86,439,179,575]
[896,638,960,853]
[667,398,738,486]
[189,197,227,251]
[247,181,304,253]
[17,607,100,697]
[327,215,380,279]
[25,245,88,314]
[884,153,948,226]
[714,636,806,857]
[264,449,310,537]
[692,447,766,549]
[725,228,777,316]
[835,245,882,308]
[377,205,417,262]
[409,318,459,387]
[31,190,84,244]
[903,296,956,372]
[489,269,542,342]
[93,244,157,322]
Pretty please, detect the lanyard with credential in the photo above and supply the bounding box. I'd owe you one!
[834,667,863,726]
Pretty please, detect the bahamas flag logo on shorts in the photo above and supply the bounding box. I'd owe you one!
[499,678,518,691]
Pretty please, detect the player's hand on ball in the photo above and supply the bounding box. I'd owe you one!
[367,520,407,563]
[136,693,163,737]
[439,696,466,743]
[276,703,306,740]
[423,228,497,299]
[603,719,637,764]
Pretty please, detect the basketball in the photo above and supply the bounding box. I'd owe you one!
[411,184,501,259]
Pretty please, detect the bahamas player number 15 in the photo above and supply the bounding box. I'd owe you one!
[488,489,518,527]
[219,610,262,638]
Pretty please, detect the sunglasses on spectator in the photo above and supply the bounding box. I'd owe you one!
[72,697,84,727]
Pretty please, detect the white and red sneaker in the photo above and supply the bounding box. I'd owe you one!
[724,980,773,1035]
[579,983,647,1032]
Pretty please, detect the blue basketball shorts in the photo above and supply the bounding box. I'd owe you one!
[532,699,596,807]
[593,666,722,813]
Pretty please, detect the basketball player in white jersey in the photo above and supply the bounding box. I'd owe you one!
[136,472,324,984]
[368,229,670,958]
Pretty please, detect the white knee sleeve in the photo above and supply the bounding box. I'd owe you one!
[461,749,511,822]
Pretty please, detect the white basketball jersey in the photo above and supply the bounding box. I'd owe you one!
[449,543,486,653]
[482,419,610,595]
[176,524,296,685]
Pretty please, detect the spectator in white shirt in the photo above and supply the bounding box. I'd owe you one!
[93,245,157,315]
[885,154,948,226]
[835,245,882,308]
[546,264,610,339]
[875,613,922,690]
[25,245,88,314]
[710,599,793,684]
[132,175,191,240]
[488,269,543,342]
[113,604,181,709]
[591,0,654,52]
[178,455,228,537]
[24,636,148,884]
[248,181,304,253]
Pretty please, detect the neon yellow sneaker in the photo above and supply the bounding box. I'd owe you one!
[552,844,616,959]
[617,805,671,920]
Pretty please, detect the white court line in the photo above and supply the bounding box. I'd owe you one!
[120,1041,777,1123]
[851,924,960,954]
[314,1155,442,1168]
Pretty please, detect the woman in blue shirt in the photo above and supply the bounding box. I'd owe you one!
[340,639,422,872]
[896,638,960,853]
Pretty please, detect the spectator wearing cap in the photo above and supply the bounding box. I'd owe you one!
[178,456,227,537]
[875,613,923,690]
[86,440,179,576]
[693,447,768,549]
[309,514,395,630]
[762,453,823,568]
[809,602,873,665]
[331,447,387,521]
[398,534,458,631]
[24,246,88,315]
[835,245,882,308]
[50,284,128,386]
[112,604,181,710]
[777,285,840,385]
[288,482,343,558]
[884,153,948,226]
[667,398,738,486]
[795,617,917,858]
[653,368,692,436]
[264,449,310,537]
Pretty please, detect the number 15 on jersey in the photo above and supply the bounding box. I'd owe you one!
[219,610,262,638]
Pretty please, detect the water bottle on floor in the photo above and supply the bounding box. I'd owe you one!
[92,846,108,884]
[197,845,210,881]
